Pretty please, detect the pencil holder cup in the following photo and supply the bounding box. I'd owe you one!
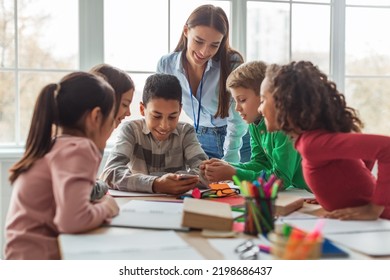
[268,226,323,260]
[244,196,276,236]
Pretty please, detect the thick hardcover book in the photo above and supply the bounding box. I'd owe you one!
[182,198,233,231]
[275,192,304,216]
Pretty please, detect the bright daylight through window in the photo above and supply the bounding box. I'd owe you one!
[1,0,390,147]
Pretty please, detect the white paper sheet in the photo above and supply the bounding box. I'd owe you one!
[59,230,204,260]
[109,200,189,231]
[326,231,390,256]
[281,215,390,234]
[108,189,168,197]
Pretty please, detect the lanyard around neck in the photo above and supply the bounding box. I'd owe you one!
[188,70,205,133]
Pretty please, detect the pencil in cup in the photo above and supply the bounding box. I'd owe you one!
[244,196,276,236]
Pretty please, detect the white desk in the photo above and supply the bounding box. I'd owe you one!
[58,195,390,260]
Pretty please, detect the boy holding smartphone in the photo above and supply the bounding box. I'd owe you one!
[101,74,208,195]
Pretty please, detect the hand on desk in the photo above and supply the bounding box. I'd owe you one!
[200,158,235,183]
[96,195,119,217]
[304,198,318,204]
[152,173,199,195]
[324,203,384,220]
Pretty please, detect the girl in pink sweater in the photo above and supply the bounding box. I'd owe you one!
[258,61,390,220]
[5,72,119,259]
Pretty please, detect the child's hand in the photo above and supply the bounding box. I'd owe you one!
[304,198,318,204]
[203,160,235,182]
[324,203,384,220]
[99,195,119,217]
[200,158,221,171]
[152,173,199,195]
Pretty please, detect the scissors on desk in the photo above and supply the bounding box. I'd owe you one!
[234,240,271,260]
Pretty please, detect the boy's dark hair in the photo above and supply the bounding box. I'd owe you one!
[142,73,182,105]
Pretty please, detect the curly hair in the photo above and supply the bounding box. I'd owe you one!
[265,61,363,134]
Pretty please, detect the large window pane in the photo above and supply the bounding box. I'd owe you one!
[291,3,330,74]
[247,1,289,64]
[19,71,69,142]
[104,0,168,72]
[18,0,78,69]
[0,71,15,143]
[347,0,390,6]
[345,78,390,135]
[346,7,390,75]
[170,0,230,53]
[298,0,330,2]
[0,0,15,68]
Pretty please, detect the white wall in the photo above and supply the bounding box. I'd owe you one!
[0,156,17,259]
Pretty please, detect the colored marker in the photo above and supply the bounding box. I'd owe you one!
[232,175,242,188]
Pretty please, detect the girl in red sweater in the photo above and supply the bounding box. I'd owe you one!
[258,61,390,220]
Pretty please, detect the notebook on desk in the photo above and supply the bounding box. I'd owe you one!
[108,189,168,197]
[326,231,390,256]
[109,200,189,231]
[59,230,204,260]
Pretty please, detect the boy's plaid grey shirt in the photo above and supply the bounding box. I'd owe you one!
[100,119,208,193]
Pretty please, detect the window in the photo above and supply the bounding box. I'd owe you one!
[246,0,331,73]
[0,0,78,145]
[345,1,390,134]
[103,0,230,137]
[2,0,390,148]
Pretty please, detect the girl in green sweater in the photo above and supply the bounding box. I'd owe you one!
[200,61,310,191]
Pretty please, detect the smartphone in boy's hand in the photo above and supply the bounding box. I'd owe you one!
[178,174,199,180]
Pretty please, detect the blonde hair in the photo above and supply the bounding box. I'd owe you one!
[226,61,267,95]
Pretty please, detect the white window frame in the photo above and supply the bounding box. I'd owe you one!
[3,0,383,151]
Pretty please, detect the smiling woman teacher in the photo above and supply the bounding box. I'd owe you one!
[157,4,249,163]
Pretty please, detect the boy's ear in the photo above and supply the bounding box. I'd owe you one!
[140,102,146,117]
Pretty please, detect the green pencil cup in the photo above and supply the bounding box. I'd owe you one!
[244,196,276,236]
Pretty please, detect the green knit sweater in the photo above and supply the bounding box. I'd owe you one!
[231,118,310,191]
